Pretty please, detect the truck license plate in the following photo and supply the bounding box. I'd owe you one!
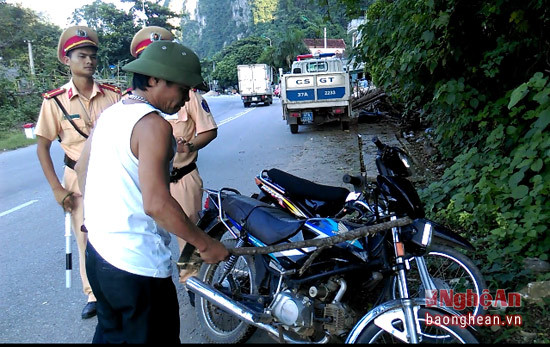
[252,97,258,101]
[301,111,313,124]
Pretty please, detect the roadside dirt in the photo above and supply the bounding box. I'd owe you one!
[283,116,438,190]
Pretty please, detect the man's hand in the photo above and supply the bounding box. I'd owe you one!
[176,137,190,153]
[54,187,81,212]
[199,238,230,264]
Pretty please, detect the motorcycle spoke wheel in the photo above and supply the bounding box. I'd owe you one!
[195,238,257,343]
[202,264,248,331]
[393,244,487,316]
[355,307,478,344]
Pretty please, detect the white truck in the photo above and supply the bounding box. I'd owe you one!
[237,64,273,107]
[280,54,352,133]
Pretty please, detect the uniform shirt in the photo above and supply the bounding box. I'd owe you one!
[85,101,176,278]
[35,79,121,161]
[165,91,217,168]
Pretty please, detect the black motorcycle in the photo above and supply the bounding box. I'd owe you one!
[179,179,479,343]
[252,135,487,317]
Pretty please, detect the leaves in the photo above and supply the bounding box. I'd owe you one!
[421,30,434,43]
[508,83,529,109]
[532,108,550,131]
[511,185,529,199]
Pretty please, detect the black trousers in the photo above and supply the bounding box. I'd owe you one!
[85,241,181,344]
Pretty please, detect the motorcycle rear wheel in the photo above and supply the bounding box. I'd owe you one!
[195,238,258,344]
[354,307,478,343]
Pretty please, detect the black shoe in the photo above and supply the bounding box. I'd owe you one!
[81,301,97,319]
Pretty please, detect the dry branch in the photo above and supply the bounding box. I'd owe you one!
[228,217,412,256]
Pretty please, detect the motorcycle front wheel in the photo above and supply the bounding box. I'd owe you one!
[392,244,488,317]
[354,307,478,344]
[195,238,258,344]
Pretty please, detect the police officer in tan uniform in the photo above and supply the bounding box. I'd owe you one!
[35,26,121,319]
[129,27,217,262]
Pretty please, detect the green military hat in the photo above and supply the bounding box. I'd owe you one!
[123,41,208,91]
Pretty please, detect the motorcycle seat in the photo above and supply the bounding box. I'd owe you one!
[222,194,305,245]
[267,169,350,214]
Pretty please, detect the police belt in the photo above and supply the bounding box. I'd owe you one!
[169,162,197,183]
[64,154,77,170]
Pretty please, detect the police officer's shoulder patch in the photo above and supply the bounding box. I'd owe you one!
[122,87,133,96]
[42,87,66,99]
[201,99,210,113]
[99,83,121,95]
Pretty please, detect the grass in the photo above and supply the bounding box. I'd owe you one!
[0,130,37,151]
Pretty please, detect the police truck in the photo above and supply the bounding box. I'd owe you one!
[280,53,352,133]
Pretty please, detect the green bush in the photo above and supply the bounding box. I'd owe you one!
[421,72,550,288]
[357,0,550,294]
[0,95,41,131]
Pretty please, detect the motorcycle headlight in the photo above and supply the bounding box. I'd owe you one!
[401,219,433,251]
[418,220,433,248]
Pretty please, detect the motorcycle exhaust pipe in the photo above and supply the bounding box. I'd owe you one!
[186,276,329,344]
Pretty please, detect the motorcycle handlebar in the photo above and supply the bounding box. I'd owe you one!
[372,136,385,150]
[343,174,362,186]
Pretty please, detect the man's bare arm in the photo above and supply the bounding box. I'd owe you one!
[36,135,77,211]
[192,128,217,151]
[132,113,228,264]
[176,128,217,154]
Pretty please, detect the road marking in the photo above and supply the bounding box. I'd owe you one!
[0,200,39,217]
[218,107,255,126]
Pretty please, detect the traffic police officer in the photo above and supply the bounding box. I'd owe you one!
[129,27,217,274]
[35,25,121,319]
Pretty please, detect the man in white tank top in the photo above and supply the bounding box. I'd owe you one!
[76,41,229,343]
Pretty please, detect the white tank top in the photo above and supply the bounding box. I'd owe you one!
[84,101,174,278]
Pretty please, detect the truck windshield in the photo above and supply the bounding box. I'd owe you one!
[306,62,328,73]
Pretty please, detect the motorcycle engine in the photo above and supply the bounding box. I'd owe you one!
[271,290,314,335]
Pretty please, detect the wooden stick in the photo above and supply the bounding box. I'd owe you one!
[228,217,412,256]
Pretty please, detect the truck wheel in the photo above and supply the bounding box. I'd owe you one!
[243,102,249,108]
[290,124,298,134]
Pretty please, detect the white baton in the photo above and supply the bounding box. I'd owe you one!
[65,212,72,288]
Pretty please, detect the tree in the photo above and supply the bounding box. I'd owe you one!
[352,0,550,301]
[0,2,62,132]
[273,29,308,71]
[0,2,61,75]
[120,0,179,31]
[180,0,353,74]
[70,1,138,75]
[211,37,266,88]
[71,0,180,76]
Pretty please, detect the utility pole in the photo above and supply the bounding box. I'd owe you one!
[261,35,273,82]
[24,40,35,76]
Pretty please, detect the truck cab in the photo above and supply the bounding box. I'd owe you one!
[281,53,352,133]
